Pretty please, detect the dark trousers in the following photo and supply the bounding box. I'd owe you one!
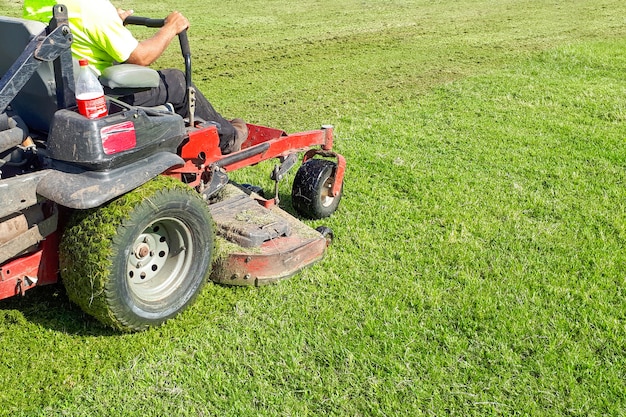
[120,68,237,153]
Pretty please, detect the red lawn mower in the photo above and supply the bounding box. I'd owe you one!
[0,6,345,331]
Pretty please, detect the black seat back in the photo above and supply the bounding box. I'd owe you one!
[0,17,59,132]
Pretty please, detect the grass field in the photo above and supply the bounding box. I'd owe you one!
[1,0,625,415]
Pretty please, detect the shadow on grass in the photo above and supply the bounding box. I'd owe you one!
[0,284,118,336]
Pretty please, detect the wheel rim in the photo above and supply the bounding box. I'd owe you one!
[320,176,335,207]
[127,217,193,303]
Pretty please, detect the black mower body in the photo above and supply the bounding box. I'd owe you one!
[47,106,184,171]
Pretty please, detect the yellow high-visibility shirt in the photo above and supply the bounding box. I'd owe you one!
[23,0,138,74]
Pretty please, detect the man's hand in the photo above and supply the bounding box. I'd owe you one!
[163,11,190,35]
[125,10,190,66]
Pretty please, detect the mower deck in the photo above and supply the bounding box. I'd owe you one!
[209,184,327,286]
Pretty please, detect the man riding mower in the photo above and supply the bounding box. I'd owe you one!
[0,5,345,331]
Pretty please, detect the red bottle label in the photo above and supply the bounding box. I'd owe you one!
[76,93,108,119]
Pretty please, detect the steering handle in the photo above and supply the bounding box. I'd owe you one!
[178,31,191,61]
[123,16,165,27]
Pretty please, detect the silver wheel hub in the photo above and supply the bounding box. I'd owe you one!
[126,218,193,303]
[321,177,335,207]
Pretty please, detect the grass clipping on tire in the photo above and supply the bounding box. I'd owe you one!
[59,176,198,331]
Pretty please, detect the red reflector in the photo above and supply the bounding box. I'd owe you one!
[101,121,136,155]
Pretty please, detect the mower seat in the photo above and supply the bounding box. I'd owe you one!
[99,63,160,97]
[0,17,58,133]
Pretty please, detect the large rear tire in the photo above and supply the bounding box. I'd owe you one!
[292,159,343,219]
[60,176,214,332]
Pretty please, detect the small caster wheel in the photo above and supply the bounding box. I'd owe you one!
[316,225,334,246]
[292,159,343,219]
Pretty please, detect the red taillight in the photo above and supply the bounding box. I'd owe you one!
[101,121,136,155]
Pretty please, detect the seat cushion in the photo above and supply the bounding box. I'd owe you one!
[99,64,160,89]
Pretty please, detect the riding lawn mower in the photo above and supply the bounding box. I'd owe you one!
[0,5,345,331]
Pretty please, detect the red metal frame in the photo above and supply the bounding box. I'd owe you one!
[166,123,343,206]
[0,232,59,299]
[167,123,335,180]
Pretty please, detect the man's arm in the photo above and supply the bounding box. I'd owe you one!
[124,11,189,66]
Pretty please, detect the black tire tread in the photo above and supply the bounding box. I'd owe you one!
[292,159,342,219]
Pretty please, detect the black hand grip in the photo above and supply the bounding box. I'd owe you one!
[123,16,165,27]
[178,30,191,58]
[178,30,192,89]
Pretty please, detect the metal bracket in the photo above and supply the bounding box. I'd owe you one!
[269,153,299,205]
[270,153,298,181]
[200,167,229,199]
[34,25,73,62]
[0,209,58,264]
[49,4,76,109]
[187,86,196,126]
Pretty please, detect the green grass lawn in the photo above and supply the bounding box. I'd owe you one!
[1,0,625,415]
